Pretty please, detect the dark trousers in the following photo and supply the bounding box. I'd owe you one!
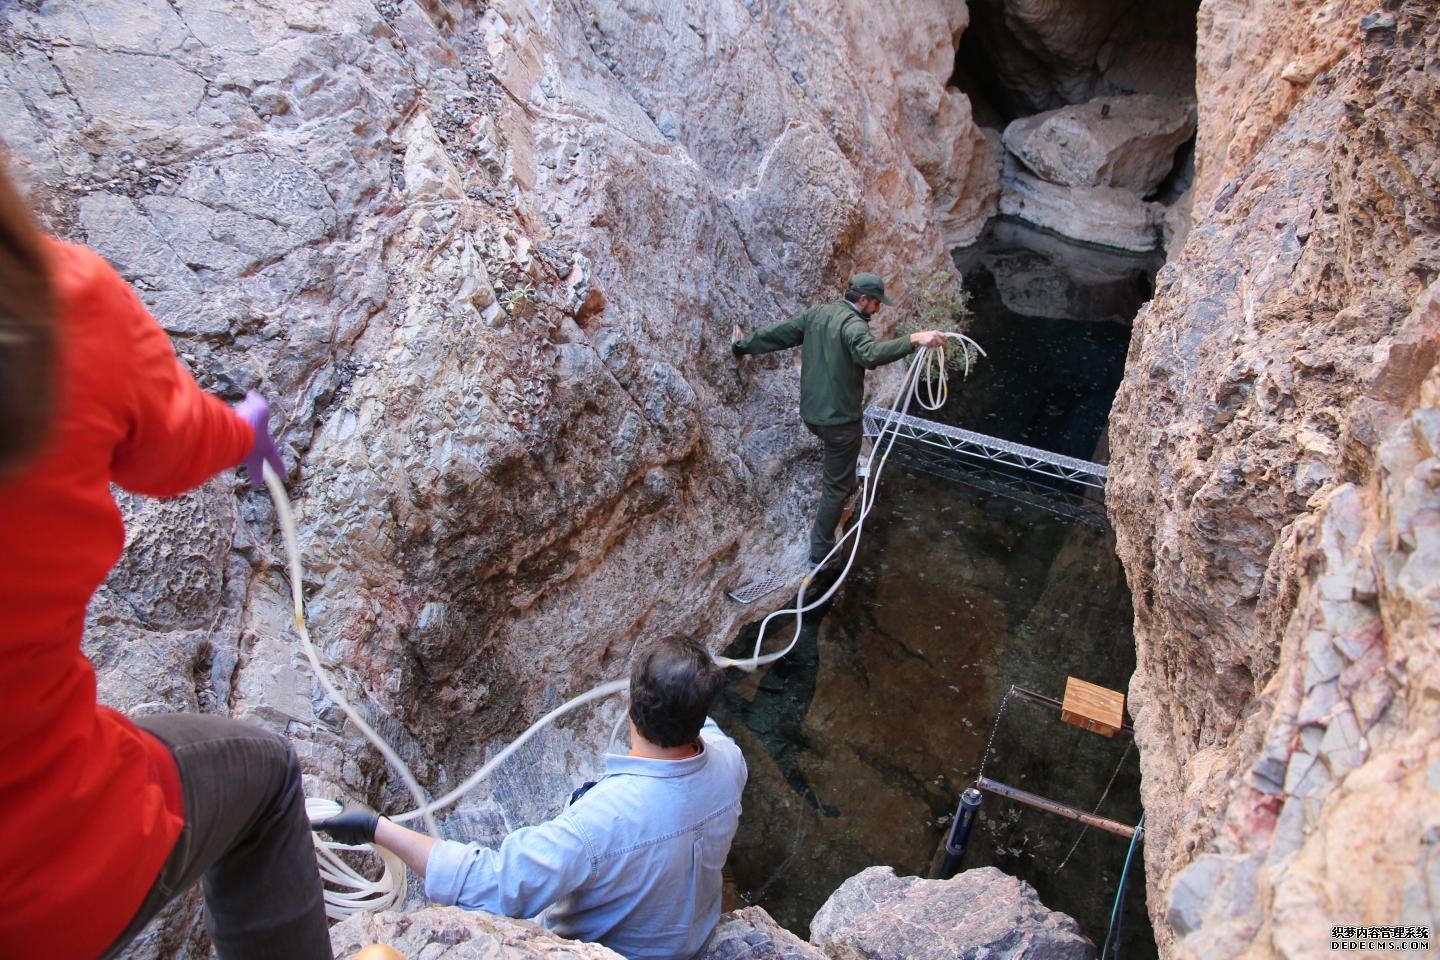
[805,419,863,563]
[101,714,333,960]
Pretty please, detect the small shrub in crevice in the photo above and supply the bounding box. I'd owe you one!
[899,269,980,378]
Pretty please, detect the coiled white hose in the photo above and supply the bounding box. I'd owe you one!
[266,331,981,916]
[304,798,408,917]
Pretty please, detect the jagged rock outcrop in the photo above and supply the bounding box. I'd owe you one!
[0,0,999,955]
[1107,2,1440,957]
[1188,0,1361,213]
[809,866,1095,960]
[329,907,621,959]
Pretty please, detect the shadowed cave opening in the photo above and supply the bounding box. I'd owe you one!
[952,0,1201,126]
[711,3,1204,955]
[713,224,1158,957]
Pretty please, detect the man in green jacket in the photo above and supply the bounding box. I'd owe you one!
[732,272,945,566]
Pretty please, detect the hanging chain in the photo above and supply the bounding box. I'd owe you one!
[975,684,1016,784]
[1053,738,1136,874]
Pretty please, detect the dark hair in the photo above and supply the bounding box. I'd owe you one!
[844,288,863,304]
[628,636,724,747]
[0,161,56,480]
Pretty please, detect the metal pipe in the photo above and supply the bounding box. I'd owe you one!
[1008,686,1134,736]
[1008,686,1064,711]
[937,787,983,879]
[976,777,1136,839]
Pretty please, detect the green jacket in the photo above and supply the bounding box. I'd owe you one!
[732,300,916,426]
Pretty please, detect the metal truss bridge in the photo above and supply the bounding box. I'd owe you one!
[862,405,1109,527]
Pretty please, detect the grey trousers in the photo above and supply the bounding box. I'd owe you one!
[101,714,333,960]
[805,419,864,563]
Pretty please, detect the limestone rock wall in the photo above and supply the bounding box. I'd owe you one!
[0,0,997,953]
[1107,2,1440,956]
[1188,0,1361,217]
[329,907,623,959]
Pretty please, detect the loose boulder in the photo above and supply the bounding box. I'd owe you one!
[999,157,1164,252]
[809,866,1095,960]
[1003,95,1196,194]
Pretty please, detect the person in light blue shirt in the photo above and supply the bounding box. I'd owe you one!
[316,637,747,960]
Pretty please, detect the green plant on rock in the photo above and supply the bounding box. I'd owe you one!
[499,282,536,317]
[898,269,979,378]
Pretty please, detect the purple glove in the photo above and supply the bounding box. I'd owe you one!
[234,390,285,489]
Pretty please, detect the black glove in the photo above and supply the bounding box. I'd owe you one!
[312,801,380,846]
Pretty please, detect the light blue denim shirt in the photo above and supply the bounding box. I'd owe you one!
[425,718,747,960]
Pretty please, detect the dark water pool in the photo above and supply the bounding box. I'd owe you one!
[712,220,1160,956]
[944,216,1161,459]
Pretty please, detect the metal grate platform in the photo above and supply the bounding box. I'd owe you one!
[728,571,790,604]
[864,406,1110,527]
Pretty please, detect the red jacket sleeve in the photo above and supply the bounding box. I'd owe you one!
[100,261,254,497]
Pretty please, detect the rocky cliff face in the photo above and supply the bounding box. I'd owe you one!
[1107,2,1439,956]
[12,0,1437,956]
[1,0,998,954]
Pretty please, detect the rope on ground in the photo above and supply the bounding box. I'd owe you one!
[266,331,983,916]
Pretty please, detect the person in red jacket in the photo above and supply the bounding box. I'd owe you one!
[0,163,333,959]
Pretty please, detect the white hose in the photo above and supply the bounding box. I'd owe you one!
[390,678,630,825]
[266,466,630,913]
[714,332,984,672]
[304,798,408,919]
[264,461,440,839]
[267,331,981,915]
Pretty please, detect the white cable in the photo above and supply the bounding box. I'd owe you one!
[265,465,629,911]
[266,331,982,914]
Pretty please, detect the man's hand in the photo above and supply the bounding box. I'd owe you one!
[312,801,380,846]
[731,323,746,359]
[909,330,946,349]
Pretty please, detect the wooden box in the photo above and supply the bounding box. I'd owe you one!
[1060,676,1125,737]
